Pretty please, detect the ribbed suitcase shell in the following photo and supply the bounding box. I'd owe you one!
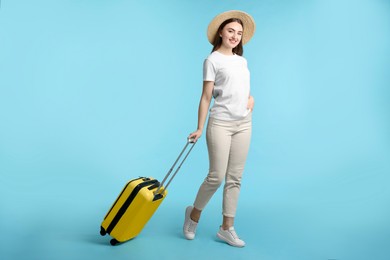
[100,139,195,245]
[100,177,167,245]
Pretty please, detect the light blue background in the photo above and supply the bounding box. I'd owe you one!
[1,0,389,259]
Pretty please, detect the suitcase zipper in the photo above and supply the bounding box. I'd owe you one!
[106,179,159,234]
[104,177,145,220]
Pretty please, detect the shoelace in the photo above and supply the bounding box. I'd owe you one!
[228,229,239,239]
[186,220,197,232]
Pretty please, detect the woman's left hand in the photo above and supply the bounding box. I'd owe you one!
[247,95,255,111]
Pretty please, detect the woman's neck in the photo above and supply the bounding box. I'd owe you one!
[216,46,234,56]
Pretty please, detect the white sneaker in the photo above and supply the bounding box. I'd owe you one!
[183,206,198,240]
[217,226,246,247]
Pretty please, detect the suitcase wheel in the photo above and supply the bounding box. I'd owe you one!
[110,239,119,246]
[100,226,107,236]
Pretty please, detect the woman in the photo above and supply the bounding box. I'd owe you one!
[183,10,256,248]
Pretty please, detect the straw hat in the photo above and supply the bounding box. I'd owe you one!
[207,10,256,45]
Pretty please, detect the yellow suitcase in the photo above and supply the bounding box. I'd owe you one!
[100,139,195,245]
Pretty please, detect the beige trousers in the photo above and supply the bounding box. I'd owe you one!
[193,113,252,217]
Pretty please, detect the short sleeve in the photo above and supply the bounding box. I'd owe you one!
[203,59,216,82]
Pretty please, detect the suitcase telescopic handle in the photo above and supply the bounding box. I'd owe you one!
[154,138,196,195]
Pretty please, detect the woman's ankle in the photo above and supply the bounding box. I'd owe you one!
[221,225,232,230]
[190,207,201,223]
[222,216,234,230]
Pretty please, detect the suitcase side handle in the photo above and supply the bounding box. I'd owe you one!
[154,138,196,195]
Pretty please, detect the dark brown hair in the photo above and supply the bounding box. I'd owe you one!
[211,18,244,56]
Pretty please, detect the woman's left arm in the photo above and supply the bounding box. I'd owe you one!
[247,95,255,111]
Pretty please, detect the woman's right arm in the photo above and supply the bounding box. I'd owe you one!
[188,81,214,142]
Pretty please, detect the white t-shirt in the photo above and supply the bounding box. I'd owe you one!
[203,51,251,121]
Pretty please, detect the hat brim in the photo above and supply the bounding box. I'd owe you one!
[207,10,256,45]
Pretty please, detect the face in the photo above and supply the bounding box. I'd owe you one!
[219,21,243,49]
